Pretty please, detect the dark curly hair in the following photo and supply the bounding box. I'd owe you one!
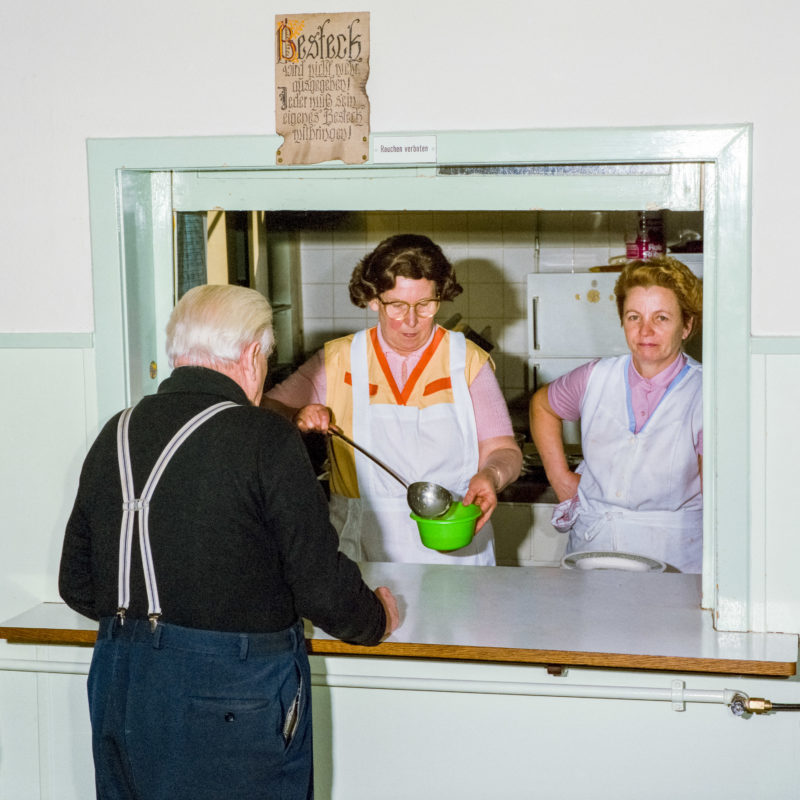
[614,255,703,342]
[349,234,463,307]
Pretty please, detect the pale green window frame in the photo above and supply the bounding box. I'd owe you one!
[86,125,752,632]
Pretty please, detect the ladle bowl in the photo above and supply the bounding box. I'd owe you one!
[406,481,452,519]
[327,427,454,518]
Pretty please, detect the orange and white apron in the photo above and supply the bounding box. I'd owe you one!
[330,328,495,564]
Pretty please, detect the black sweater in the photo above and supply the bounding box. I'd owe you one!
[59,366,386,646]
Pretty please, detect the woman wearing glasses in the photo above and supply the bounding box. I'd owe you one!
[263,234,521,564]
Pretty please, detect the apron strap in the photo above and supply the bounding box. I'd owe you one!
[350,329,369,447]
[116,401,238,628]
[446,331,478,472]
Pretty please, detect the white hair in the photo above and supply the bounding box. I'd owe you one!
[166,284,275,368]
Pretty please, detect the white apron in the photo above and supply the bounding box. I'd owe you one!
[332,328,495,564]
[567,355,703,573]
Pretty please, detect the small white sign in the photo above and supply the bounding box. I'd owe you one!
[372,135,437,163]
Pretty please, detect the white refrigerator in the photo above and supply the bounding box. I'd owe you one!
[527,272,627,446]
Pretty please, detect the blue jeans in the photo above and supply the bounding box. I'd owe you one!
[88,617,313,800]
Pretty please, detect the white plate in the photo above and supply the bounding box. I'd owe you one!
[561,551,667,573]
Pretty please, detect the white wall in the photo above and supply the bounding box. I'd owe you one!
[1,4,799,798]
[0,0,797,334]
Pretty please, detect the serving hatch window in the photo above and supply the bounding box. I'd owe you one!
[95,126,756,629]
[174,206,704,401]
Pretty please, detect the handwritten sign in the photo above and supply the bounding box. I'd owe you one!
[275,12,370,165]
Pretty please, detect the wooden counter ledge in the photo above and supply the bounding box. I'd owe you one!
[2,564,797,677]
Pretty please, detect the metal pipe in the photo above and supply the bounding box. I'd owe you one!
[10,660,795,716]
[0,659,91,676]
[310,673,741,711]
[0,660,743,709]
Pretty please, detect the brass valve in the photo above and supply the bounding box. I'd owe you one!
[745,697,773,714]
[730,693,773,716]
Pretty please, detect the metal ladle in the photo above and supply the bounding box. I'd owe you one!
[327,426,453,518]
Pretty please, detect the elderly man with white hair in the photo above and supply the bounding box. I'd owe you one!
[59,284,399,800]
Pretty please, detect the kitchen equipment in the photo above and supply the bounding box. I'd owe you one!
[527,272,628,446]
[527,272,626,359]
[327,426,453,518]
[410,502,481,551]
[588,264,625,273]
[561,551,667,572]
[442,313,494,352]
[668,229,703,253]
[406,481,453,519]
[625,211,665,261]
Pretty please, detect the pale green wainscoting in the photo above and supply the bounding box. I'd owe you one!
[1,652,799,800]
[748,344,800,635]
[0,335,96,622]
[0,334,96,799]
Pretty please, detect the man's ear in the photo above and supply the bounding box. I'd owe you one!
[241,340,261,376]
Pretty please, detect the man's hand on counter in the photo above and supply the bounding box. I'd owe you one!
[374,586,400,640]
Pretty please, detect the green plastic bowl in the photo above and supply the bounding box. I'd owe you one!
[411,502,481,551]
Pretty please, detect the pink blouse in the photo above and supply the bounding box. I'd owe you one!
[265,326,513,442]
[547,354,702,455]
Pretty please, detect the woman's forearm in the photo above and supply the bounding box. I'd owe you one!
[477,436,523,491]
[530,386,578,502]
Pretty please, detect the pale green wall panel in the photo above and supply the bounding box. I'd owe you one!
[0,348,93,621]
[39,673,95,797]
[0,670,41,798]
[312,683,800,799]
[764,354,800,633]
[3,653,799,800]
[310,657,800,800]
[749,354,769,633]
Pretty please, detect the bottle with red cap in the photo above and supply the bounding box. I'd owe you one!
[625,211,665,261]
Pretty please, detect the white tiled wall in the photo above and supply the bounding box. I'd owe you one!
[294,210,702,401]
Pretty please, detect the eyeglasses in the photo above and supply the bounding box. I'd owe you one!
[376,297,440,320]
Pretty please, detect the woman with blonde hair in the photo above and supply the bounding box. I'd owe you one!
[530,256,704,572]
